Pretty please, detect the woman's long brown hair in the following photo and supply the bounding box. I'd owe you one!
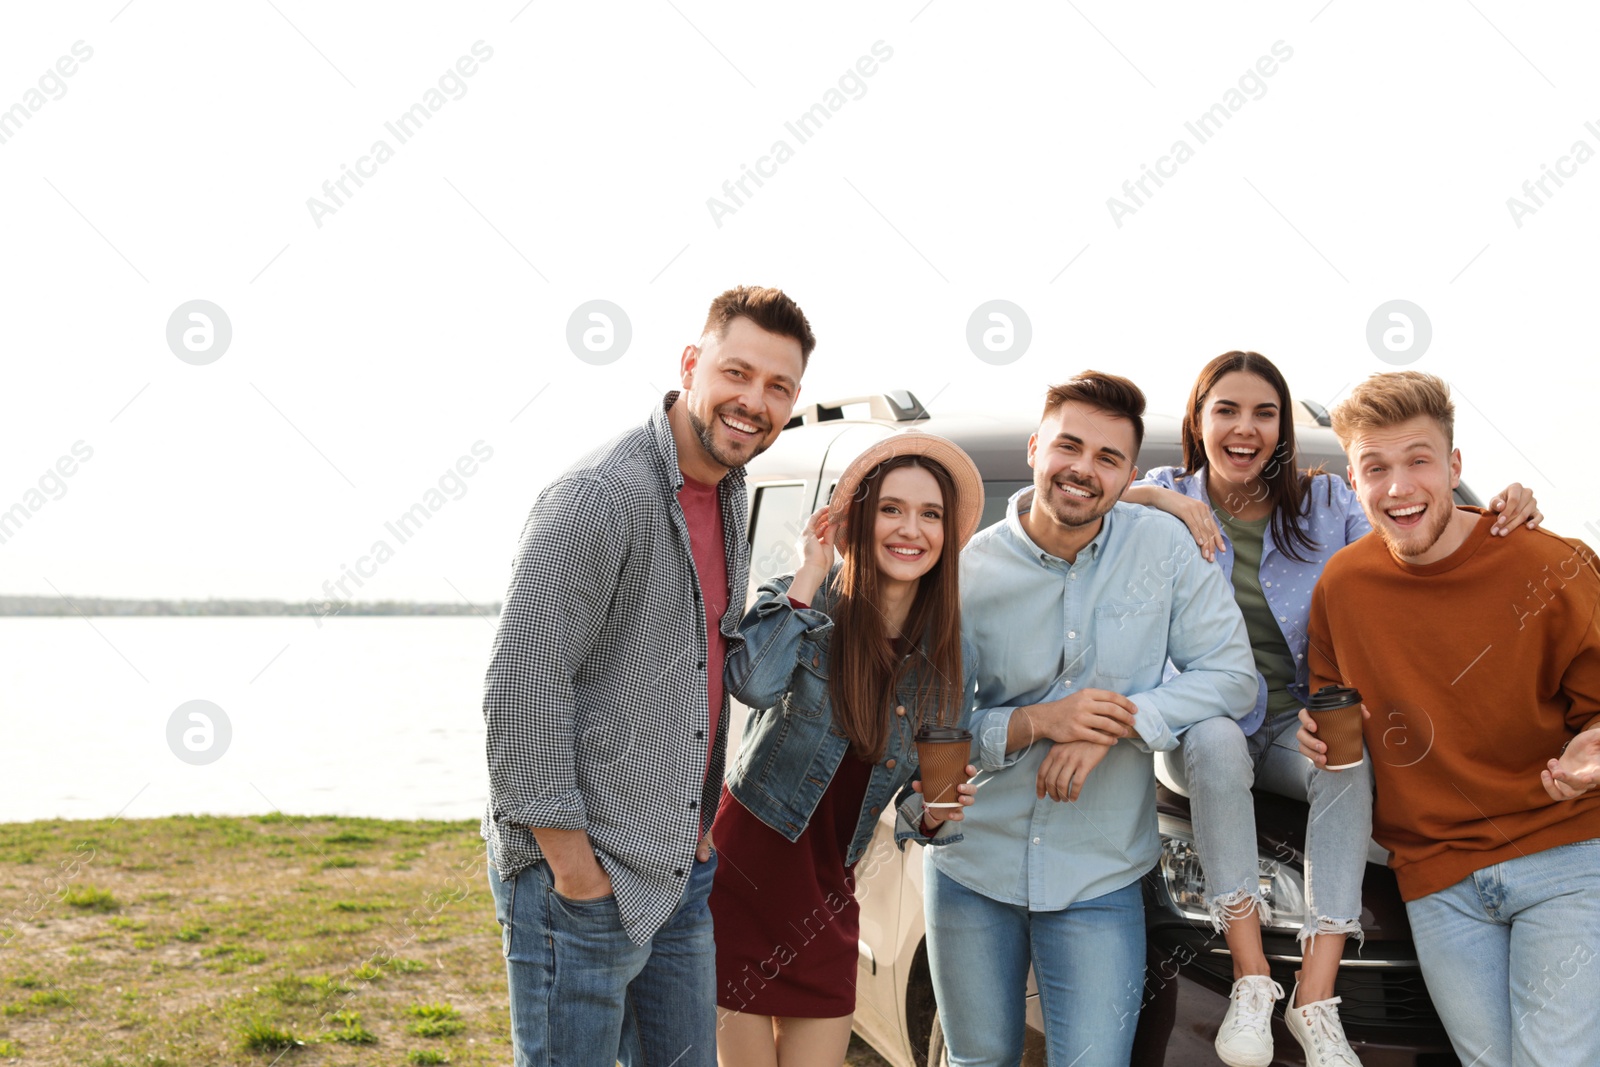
[1180,350,1321,563]
[828,455,965,762]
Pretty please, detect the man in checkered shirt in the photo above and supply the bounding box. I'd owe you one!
[483,286,815,1067]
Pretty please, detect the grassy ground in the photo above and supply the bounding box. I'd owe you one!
[0,814,891,1067]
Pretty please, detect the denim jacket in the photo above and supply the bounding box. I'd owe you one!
[725,567,979,864]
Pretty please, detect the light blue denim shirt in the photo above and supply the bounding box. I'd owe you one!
[1134,466,1371,736]
[926,487,1258,911]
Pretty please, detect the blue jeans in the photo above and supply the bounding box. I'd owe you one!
[486,839,718,1067]
[1168,713,1371,943]
[1404,838,1600,1067]
[924,856,1145,1067]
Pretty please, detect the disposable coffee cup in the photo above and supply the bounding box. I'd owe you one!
[914,725,973,808]
[1306,685,1365,770]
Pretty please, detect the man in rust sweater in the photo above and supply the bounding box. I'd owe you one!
[1297,370,1600,1067]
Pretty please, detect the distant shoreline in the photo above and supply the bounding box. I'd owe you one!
[0,595,501,617]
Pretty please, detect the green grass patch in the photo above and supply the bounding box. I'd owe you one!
[201,944,266,965]
[307,974,352,997]
[62,884,119,911]
[318,857,358,870]
[175,922,210,942]
[322,1010,377,1044]
[9,974,42,988]
[0,1038,19,1056]
[332,900,385,913]
[238,1018,304,1052]
[323,832,382,847]
[408,1051,449,1065]
[263,973,347,1003]
[405,1002,464,1038]
[263,976,317,1004]
[29,989,74,1008]
[351,963,382,981]
[325,1024,377,1044]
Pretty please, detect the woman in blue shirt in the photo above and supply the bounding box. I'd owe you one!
[709,432,982,1067]
[1124,351,1540,1067]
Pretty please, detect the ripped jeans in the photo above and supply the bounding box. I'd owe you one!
[1167,712,1372,947]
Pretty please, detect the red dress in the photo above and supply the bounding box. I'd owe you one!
[709,750,875,1018]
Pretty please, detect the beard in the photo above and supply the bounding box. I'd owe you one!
[1373,501,1453,561]
[1033,470,1115,529]
[686,403,771,470]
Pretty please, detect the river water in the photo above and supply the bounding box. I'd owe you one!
[2,616,497,824]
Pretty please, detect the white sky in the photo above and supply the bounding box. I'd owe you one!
[3,0,1597,606]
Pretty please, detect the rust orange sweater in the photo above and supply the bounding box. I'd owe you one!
[1308,508,1600,901]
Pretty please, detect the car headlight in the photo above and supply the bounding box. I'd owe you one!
[1154,817,1307,932]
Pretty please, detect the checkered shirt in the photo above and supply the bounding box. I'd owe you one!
[481,392,748,944]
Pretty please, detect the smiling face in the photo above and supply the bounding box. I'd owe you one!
[1346,415,1465,563]
[1200,370,1282,494]
[678,315,805,474]
[1027,400,1139,538]
[871,465,945,584]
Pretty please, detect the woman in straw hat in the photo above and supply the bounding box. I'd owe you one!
[708,431,984,1067]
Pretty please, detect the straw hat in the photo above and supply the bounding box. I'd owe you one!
[828,431,985,549]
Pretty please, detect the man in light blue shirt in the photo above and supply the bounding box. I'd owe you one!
[923,372,1257,1067]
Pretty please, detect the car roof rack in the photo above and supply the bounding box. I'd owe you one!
[785,389,928,429]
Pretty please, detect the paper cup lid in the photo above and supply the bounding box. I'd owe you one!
[1307,684,1362,711]
[914,725,972,743]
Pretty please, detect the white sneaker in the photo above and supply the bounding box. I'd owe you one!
[1284,983,1363,1067]
[1214,974,1284,1067]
